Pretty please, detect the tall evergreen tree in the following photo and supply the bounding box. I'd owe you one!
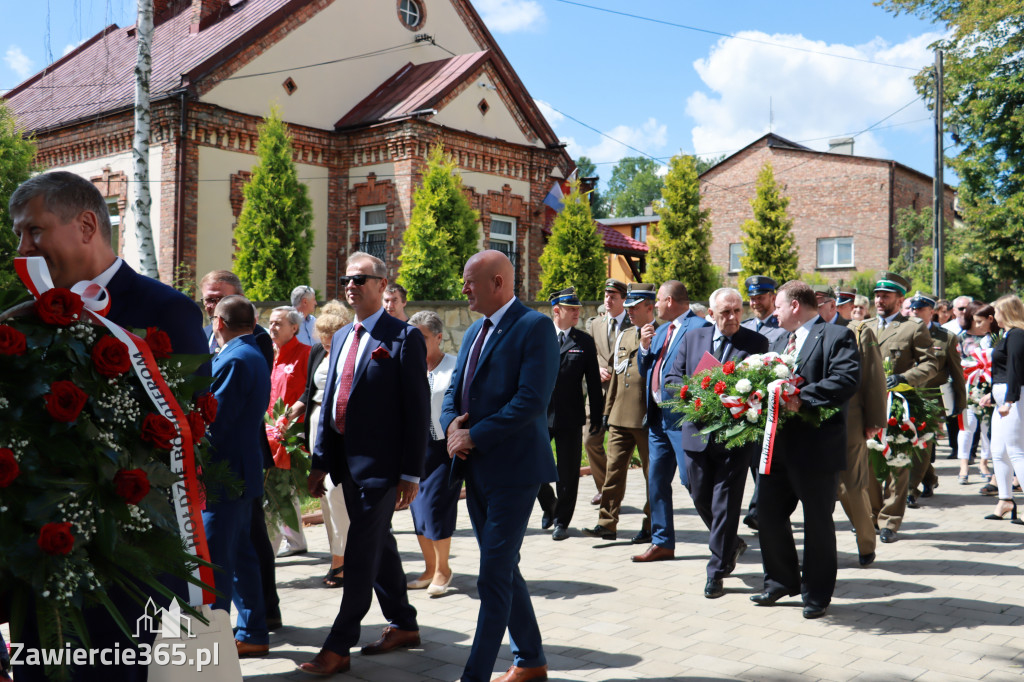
[0,103,37,292]
[738,162,799,289]
[397,143,479,300]
[648,154,717,299]
[539,178,605,300]
[234,106,314,301]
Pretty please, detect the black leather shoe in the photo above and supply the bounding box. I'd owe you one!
[540,498,556,530]
[921,483,935,498]
[551,525,568,541]
[803,604,828,619]
[879,528,898,543]
[581,525,616,541]
[743,514,759,531]
[724,538,748,576]
[906,494,919,509]
[750,588,795,606]
[858,552,876,567]
[630,529,652,545]
[704,578,725,599]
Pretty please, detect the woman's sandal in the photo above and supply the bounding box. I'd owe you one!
[323,565,344,588]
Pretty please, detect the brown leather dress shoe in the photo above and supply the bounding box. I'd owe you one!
[235,639,270,658]
[590,492,601,505]
[359,626,421,655]
[494,663,549,681]
[296,649,351,676]
[631,544,675,562]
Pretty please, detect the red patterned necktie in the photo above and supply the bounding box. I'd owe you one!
[651,323,674,396]
[334,322,362,434]
[785,332,797,356]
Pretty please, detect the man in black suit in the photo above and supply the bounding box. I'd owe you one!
[666,288,768,598]
[538,287,603,541]
[813,285,850,326]
[751,281,860,619]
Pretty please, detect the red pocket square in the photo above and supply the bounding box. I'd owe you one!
[371,346,391,360]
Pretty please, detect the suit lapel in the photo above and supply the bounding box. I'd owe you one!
[351,314,388,393]
[474,300,526,373]
[797,318,827,371]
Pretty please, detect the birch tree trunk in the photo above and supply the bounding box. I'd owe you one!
[132,0,159,278]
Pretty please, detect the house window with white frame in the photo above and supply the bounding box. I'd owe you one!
[107,198,121,257]
[359,205,387,262]
[728,243,744,273]
[817,236,854,268]
[489,215,516,258]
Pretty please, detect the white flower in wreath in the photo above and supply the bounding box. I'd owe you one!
[735,378,753,394]
[780,353,797,366]
[865,440,884,451]
[741,355,762,368]
[886,435,895,442]
[761,352,781,364]
[891,454,912,468]
[745,410,759,423]
[895,435,909,444]
[773,364,791,379]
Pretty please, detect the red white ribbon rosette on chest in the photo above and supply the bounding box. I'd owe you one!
[963,347,992,386]
[757,379,800,475]
[15,256,214,606]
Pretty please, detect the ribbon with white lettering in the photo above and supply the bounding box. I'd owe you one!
[757,379,799,475]
[15,257,214,606]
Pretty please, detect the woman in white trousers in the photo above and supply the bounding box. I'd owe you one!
[984,295,1024,523]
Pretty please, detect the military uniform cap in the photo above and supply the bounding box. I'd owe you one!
[811,284,835,299]
[623,282,656,308]
[603,278,627,296]
[836,286,857,304]
[549,287,581,307]
[874,271,911,295]
[908,291,936,309]
[744,275,777,296]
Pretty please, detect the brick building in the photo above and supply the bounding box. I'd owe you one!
[699,133,956,285]
[4,0,572,299]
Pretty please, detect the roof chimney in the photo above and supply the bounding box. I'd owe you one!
[154,0,189,26]
[191,0,227,33]
[828,137,855,155]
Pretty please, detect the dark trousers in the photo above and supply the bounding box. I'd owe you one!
[757,456,841,608]
[686,444,752,580]
[462,469,545,682]
[946,415,960,458]
[746,454,760,521]
[323,480,417,656]
[537,427,584,528]
[250,494,280,621]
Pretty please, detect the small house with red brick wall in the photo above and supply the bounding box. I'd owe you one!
[699,133,956,285]
[4,0,572,299]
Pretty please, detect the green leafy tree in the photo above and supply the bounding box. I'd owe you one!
[648,154,718,299]
[397,144,479,300]
[574,155,608,218]
[539,179,605,300]
[738,163,799,290]
[234,106,314,301]
[881,0,1024,287]
[695,154,726,175]
[606,156,664,217]
[0,103,37,292]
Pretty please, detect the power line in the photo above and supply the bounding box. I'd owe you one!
[551,0,923,72]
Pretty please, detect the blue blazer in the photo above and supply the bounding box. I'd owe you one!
[439,299,559,487]
[312,311,429,491]
[639,310,711,430]
[209,335,271,500]
[666,325,769,452]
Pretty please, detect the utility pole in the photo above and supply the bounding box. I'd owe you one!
[132,0,159,278]
[932,49,945,299]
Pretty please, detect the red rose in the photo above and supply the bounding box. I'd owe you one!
[91,335,132,377]
[701,375,712,389]
[900,423,910,432]
[694,398,702,410]
[887,417,898,426]
[714,380,727,395]
[38,522,75,556]
[45,380,89,422]
[679,385,688,400]
[141,413,178,450]
[910,417,916,423]
[0,448,19,487]
[145,327,173,359]
[196,392,218,424]
[722,361,735,375]
[113,469,151,505]
[35,288,84,326]
[0,325,27,356]
[186,411,206,439]
[920,422,926,429]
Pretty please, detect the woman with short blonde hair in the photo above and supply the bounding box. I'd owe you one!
[984,294,1024,523]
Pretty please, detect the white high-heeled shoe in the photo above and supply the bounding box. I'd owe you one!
[426,573,453,597]
[407,577,432,590]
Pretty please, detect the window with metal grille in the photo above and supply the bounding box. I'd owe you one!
[359,205,387,261]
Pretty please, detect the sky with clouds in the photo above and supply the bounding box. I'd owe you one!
[1,0,947,186]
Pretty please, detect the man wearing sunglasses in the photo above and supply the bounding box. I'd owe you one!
[299,252,429,677]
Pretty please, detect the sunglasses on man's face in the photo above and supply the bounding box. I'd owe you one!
[339,274,383,287]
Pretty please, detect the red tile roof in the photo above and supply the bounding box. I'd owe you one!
[4,0,307,132]
[336,52,490,130]
[542,223,648,255]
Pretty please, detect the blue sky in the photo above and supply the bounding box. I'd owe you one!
[1,0,948,183]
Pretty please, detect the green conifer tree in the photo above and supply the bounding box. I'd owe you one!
[397,144,479,300]
[738,162,799,290]
[648,154,717,299]
[0,103,37,292]
[234,105,314,301]
[539,179,605,300]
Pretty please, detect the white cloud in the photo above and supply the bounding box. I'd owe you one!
[5,45,34,79]
[562,118,668,167]
[534,99,564,126]
[686,31,941,160]
[475,0,545,33]
[63,40,86,57]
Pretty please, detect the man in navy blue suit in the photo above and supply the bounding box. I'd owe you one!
[298,251,429,677]
[205,295,272,657]
[10,170,207,681]
[441,250,558,682]
[632,280,710,562]
[666,288,768,598]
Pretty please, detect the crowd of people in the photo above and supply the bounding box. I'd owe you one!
[5,170,1024,682]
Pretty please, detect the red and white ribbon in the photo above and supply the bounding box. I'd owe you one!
[758,379,800,475]
[720,389,764,419]
[963,347,992,386]
[16,256,213,606]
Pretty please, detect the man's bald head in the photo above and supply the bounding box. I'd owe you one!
[463,249,515,316]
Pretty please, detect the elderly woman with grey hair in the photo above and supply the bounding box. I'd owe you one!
[406,310,460,596]
[290,285,318,345]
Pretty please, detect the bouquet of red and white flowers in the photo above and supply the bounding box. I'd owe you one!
[866,365,944,480]
[264,399,311,531]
